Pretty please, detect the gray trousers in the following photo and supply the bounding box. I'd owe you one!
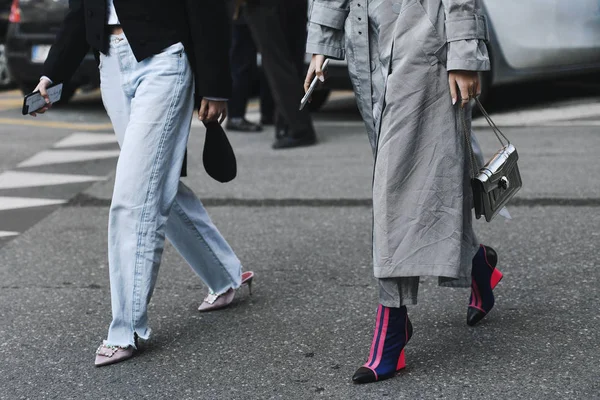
[379,277,420,307]
[377,132,490,308]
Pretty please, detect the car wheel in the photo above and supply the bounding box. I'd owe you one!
[19,82,38,97]
[308,88,331,112]
[56,85,77,104]
[0,44,14,88]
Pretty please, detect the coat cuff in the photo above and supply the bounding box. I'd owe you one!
[306,40,345,60]
[446,57,490,71]
[445,14,489,42]
[305,1,349,59]
[445,14,491,72]
[309,2,349,30]
[446,39,490,71]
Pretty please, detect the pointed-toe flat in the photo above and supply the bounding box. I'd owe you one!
[94,344,135,367]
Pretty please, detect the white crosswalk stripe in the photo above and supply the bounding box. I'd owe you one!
[1,131,119,245]
[53,132,117,148]
[18,149,120,167]
[0,171,105,189]
[0,196,66,211]
[0,231,19,238]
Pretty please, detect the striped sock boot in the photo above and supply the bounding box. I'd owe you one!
[467,245,502,326]
[352,304,412,384]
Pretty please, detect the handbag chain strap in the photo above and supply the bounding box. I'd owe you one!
[461,98,512,179]
[461,105,478,180]
[474,98,511,146]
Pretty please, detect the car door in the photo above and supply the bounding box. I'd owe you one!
[484,0,600,70]
[18,0,70,35]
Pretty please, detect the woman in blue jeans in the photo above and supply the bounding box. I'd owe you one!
[305,0,502,383]
[30,0,253,367]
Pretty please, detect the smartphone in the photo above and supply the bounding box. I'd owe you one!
[22,83,63,115]
[299,58,330,111]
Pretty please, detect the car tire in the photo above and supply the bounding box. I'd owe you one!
[0,44,14,88]
[308,88,331,112]
[56,85,77,104]
[19,82,38,97]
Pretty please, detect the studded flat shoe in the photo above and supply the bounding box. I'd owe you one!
[94,343,135,367]
[198,271,254,312]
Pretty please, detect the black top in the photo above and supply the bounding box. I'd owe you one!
[43,0,232,100]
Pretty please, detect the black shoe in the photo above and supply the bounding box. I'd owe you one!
[226,118,262,132]
[467,245,502,326]
[272,134,317,149]
[261,116,274,126]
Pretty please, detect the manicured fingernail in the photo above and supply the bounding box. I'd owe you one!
[319,75,325,82]
[452,98,456,105]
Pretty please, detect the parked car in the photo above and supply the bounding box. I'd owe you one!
[5,0,99,101]
[308,0,600,110]
[0,0,14,88]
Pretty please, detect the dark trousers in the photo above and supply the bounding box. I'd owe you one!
[229,21,274,120]
[245,0,314,138]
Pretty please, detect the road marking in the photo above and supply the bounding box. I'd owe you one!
[0,97,23,111]
[0,117,114,131]
[473,101,600,127]
[0,171,105,189]
[539,120,600,127]
[0,231,19,237]
[54,132,117,148]
[0,196,66,211]
[18,149,120,167]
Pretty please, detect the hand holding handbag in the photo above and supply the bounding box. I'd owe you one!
[462,98,523,222]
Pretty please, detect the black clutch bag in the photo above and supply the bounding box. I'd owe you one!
[463,99,522,222]
[202,121,237,183]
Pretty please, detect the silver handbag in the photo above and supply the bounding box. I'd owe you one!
[463,98,523,222]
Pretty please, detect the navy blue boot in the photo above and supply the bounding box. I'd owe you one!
[467,245,502,326]
[352,305,413,384]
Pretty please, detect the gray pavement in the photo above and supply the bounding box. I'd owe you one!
[1,87,600,399]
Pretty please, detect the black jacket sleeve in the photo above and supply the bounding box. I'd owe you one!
[42,0,90,83]
[183,0,233,100]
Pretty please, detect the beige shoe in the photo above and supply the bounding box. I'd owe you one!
[198,271,254,312]
[94,343,135,367]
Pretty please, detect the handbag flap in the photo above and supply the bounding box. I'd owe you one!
[476,144,519,194]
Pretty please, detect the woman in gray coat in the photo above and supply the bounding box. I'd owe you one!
[305,0,503,384]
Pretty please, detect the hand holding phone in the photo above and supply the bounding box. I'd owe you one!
[23,82,63,115]
[300,58,330,111]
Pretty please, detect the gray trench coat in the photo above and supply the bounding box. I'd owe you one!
[307,0,491,286]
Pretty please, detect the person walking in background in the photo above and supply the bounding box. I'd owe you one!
[226,0,275,132]
[243,0,317,149]
[30,0,254,366]
[305,0,501,383]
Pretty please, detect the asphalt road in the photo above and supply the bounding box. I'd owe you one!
[0,81,599,400]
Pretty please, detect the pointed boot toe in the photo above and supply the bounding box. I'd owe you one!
[467,307,487,327]
[352,367,378,384]
[467,245,500,326]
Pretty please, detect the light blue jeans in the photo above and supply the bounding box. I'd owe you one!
[99,34,242,348]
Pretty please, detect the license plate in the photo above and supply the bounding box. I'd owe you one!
[31,45,51,63]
